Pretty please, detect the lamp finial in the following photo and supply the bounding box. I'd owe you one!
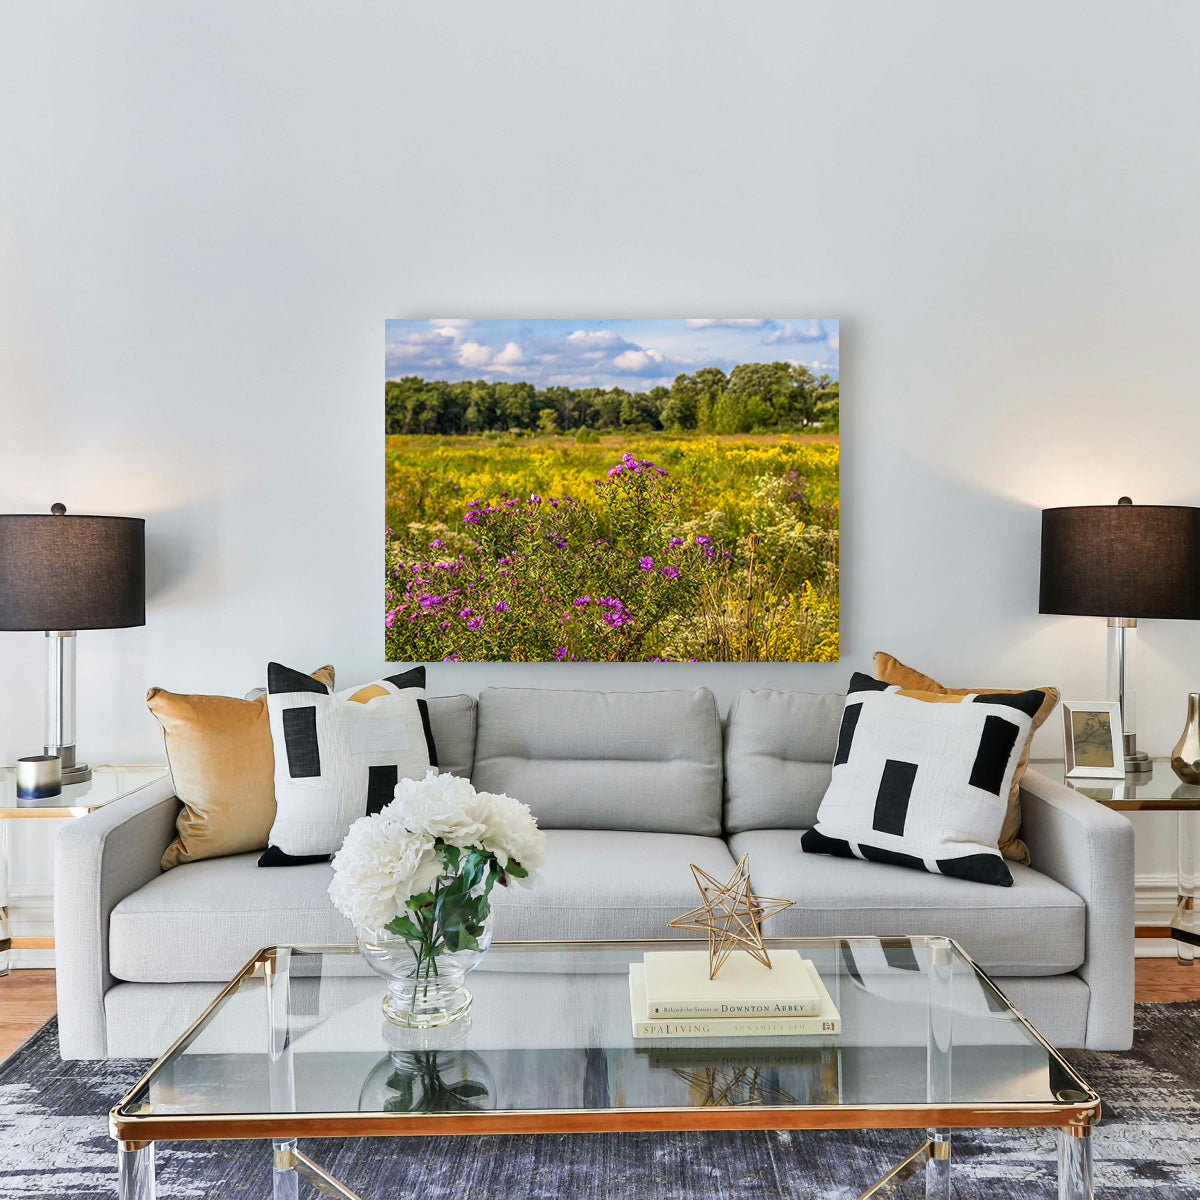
[50,503,66,516]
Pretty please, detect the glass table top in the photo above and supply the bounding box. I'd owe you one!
[0,765,167,818]
[113,938,1096,1137]
[1030,757,1200,808]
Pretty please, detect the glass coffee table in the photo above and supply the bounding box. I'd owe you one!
[110,937,1099,1199]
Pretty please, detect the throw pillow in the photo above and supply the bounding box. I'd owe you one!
[800,671,1048,887]
[149,665,336,870]
[872,651,1060,864]
[260,662,437,866]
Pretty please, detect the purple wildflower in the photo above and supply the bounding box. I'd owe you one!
[661,567,679,578]
[639,556,654,571]
[492,601,510,612]
[552,647,568,661]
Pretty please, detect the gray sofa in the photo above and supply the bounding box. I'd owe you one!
[54,686,1135,1058]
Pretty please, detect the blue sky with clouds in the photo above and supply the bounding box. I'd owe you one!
[384,319,838,390]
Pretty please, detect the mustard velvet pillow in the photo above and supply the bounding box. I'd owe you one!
[150,665,335,870]
[872,652,1059,865]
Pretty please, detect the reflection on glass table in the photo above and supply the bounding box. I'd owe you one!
[111,937,1099,1200]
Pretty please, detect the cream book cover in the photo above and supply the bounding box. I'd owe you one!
[630,961,841,1040]
[642,949,821,1017]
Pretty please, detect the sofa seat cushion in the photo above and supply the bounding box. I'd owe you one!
[729,830,1085,977]
[110,853,351,983]
[490,830,738,941]
[110,831,739,983]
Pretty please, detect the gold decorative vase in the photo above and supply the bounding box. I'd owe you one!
[1172,693,1200,786]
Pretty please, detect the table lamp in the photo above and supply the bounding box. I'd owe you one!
[1040,497,1200,774]
[0,505,145,783]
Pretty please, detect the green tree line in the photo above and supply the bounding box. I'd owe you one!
[385,362,839,437]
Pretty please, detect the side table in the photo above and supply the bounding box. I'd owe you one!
[0,765,167,975]
[1032,757,1200,964]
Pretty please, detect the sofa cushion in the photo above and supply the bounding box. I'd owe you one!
[729,829,1085,977]
[109,830,737,982]
[490,830,738,940]
[724,688,843,832]
[110,854,352,982]
[426,694,476,777]
[471,687,723,834]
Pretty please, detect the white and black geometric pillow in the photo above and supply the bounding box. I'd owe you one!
[801,672,1045,887]
[259,663,437,867]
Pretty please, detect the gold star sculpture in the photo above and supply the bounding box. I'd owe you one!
[668,854,793,979]
[672,1064,797,1108]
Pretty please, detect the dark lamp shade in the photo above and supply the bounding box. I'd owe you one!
[0,513,145,631]
[1040,504,1200,620]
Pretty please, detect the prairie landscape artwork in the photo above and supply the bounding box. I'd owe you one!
[384,319,839,663]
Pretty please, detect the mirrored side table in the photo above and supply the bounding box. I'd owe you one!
[1032,758,1200,964]
[0,765,167,975]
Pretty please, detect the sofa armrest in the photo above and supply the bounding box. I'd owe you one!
[53,775,180,1058]
[1019,768,1134,1049]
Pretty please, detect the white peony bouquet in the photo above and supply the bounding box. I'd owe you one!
[329,770,545,968]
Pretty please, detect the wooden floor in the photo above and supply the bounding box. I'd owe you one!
[0,969,57,1061]
[1,959,1198,1064]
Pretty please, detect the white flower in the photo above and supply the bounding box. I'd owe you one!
[328,812,440,932]
[477,790,546,880]
[388,769,492,847]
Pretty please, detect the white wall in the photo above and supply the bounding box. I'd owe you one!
[2,3,1199,956]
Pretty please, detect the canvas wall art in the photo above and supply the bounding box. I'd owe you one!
[384,319,839,663]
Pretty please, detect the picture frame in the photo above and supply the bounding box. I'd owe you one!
[1062,700,1126,779]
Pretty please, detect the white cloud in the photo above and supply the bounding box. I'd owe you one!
[456,340,494,368]
[613,348,664,371]
[764,320,826,344]
[430,319,472,331]
[493,341,524,365]
[684,319,770,329]
[567,329,620,345]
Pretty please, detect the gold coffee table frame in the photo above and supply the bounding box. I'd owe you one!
[110,938,1100,1200]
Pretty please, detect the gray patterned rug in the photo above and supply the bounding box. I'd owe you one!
[2,1003,1199,1198]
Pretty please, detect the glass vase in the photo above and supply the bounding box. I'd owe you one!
[358,903,494,1028]
[1172,692,1200,785]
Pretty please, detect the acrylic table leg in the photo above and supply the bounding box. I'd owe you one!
[273,1138,299,1200]
[925,1130,951,1199]
[1057,1127,1093,1200]
[1178,811,1195,966]
[118,1141,156,1200]
[925,939,953,1199]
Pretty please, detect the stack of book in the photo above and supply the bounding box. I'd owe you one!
[629,949,841,1039]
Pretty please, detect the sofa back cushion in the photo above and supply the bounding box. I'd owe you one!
[724,688,843,832]
[427,694,477,778]
[471,687,722,834]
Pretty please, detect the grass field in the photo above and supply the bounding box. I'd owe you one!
[384,432,839,663]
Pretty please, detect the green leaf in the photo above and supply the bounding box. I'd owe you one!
[451,1080,489,1098]
[385,915,423,941]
